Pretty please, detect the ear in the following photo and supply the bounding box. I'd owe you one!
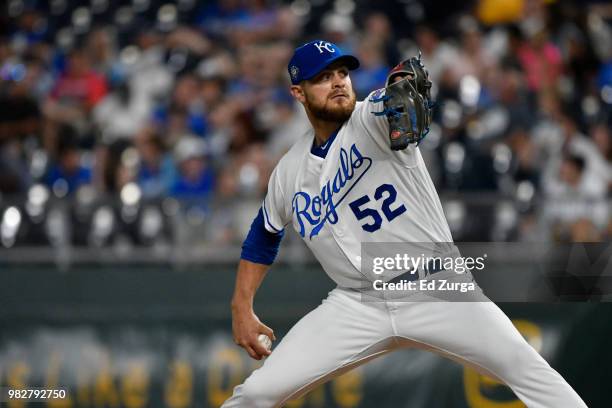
[290,85,306,104]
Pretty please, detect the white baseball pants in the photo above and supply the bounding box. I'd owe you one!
[221,286,587,408]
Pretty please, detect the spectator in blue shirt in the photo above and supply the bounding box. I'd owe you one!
[44,127,92,195]
[135,129,177,199]
[171,136,215,201]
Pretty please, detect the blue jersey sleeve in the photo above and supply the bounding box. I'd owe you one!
[240,207,285,265]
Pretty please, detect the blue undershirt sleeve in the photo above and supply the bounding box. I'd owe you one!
[240,207,285,265]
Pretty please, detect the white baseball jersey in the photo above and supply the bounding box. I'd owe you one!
[262,89,453,288]
[223,90,587,408]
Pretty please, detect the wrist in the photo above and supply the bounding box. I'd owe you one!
[231,297,253,313]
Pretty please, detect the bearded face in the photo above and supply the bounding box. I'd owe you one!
[303,85,357,123]
[295,63,357,124]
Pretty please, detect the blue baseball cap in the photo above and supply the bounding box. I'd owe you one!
[288,40,360,85]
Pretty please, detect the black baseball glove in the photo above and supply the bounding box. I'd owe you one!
[371,53,434,150]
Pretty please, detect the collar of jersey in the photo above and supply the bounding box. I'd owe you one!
[310,127,340,159]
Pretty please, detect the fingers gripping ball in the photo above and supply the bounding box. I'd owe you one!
[258,334,272,352]
[372,53,434,150]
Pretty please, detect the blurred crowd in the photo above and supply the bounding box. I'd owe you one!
[0,0,611,249]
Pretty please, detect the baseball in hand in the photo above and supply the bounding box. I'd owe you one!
[258,334,272,351]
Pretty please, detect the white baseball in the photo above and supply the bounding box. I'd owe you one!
[258,334,272,351]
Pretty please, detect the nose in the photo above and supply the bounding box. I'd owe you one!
[331,72,346,89]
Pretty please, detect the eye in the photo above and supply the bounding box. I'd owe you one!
[314,72,329,82]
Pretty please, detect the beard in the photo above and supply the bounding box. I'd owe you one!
[304,90,356,123]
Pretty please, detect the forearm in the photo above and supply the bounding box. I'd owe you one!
[231,260,269,311]
[233,206,284,310]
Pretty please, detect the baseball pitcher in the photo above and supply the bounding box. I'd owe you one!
[222,40,587,408]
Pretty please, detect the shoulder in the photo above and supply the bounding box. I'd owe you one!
[281,129,312,163]
[353,88,386,112]
[350,88,387,122]
[347,88,389,140]
[271,129,312,182]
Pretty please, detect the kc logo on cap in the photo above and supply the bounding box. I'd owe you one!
[313,41,336,54]
[287,40,360,85]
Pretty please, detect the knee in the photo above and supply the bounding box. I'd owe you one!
[490,337,544,381]
[226,375,280,408]
[241,379,272,407]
